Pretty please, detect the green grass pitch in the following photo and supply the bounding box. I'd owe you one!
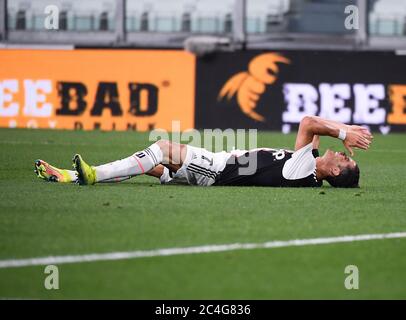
[0,128,405,299]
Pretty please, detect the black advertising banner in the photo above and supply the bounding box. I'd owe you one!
[195,50,406,133]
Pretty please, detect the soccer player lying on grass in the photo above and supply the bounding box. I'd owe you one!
[34,116,373,188]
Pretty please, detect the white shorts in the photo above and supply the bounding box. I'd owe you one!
[168,146,234,186]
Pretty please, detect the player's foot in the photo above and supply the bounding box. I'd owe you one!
[72,154,96,185]
[34,159,74,183]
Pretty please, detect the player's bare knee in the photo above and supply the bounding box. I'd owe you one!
[154,139,171,163]
[155,139,170,151]
[154,140,185,165]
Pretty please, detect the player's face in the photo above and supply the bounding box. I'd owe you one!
[323,149,357,171]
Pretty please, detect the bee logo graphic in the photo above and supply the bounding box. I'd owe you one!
[218,53,290,122]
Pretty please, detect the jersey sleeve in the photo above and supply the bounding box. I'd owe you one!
[282,143,316,180]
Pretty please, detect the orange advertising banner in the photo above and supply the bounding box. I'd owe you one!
[0,49,195,131]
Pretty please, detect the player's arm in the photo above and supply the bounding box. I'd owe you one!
[295,116,373,155]
[312,135,320,150]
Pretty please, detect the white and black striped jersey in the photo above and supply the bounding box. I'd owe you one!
[214,143,322,188]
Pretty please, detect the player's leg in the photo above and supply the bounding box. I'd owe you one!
[34,159,131,183]
[73,140,186,185]
[98,165,167,183]
[100,165,171,183]
[35,159,169,184]
[35,159,126,183]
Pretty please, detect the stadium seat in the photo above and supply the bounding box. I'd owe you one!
[181,12,192,32]
[126,0,234,34]
[287,0,355,34]
[369,0,406,36]
[59,11,68,31]
[7,0,29,30]
[71,0,115,31]
[246,0,290,34]
[190,0,235,33]
[7,0,116,31]
[126,0,193,32]
[149,0,186,32]
[16,10,27,30]
[126,0,151,31]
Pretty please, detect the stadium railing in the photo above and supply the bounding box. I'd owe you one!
[0,0,405,51]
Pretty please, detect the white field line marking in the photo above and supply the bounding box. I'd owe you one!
[0,232,405,269]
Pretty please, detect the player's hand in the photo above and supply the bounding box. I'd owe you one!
[343,125,373,156]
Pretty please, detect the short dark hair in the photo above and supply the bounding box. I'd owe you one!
[326,164,360,188]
